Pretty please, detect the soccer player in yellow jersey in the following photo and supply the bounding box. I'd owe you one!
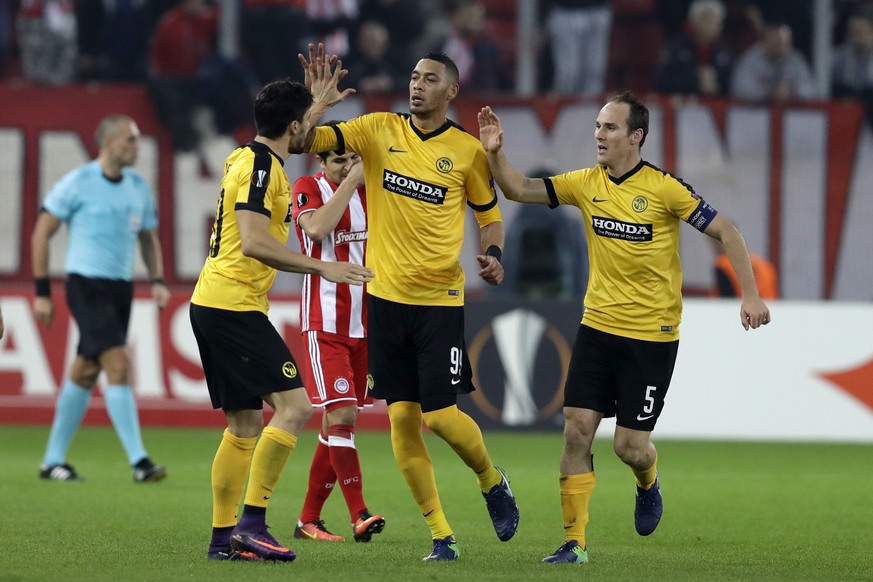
[191,48,373,562]
[478,92,771,564]
[302,51,520,561]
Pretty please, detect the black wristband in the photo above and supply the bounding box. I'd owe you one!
[150,277,166,286]
[485,245,502,263]
[35,277,51,297]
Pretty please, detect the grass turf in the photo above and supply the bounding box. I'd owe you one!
[0,426,870,581]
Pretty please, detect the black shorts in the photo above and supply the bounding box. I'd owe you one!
[368,295,473,412]
[189,303,305,411]
[564,325,679,431]
[65,274,133,360]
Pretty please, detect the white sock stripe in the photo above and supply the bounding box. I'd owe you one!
[317,433,329,446]
[327,435,356,449]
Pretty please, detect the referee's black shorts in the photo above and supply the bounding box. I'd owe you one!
[65,274,132,360]
[189,303,304,411]
[368,295,474,412]
[563,324,679,431]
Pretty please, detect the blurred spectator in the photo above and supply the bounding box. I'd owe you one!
[544,0,611,96]
[832,3,873,127]
[16,0,77,84]
[356,0,425,57]
[0,1,15,77]
[74,0,150,82]
[304,0,359,57]
[655,0,734,96]
[731,21,817,103]
[343,20,405,93]
[241,0,307,85]
[439,0,512,92]
[497,167,588,300]
[148,0,255,152]
[744,0,813,61]
[712,240,779,299]
[148,0,217,151]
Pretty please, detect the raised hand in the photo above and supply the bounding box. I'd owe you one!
[478,106,504,154]
[298,43,355,109]
[298,42,327,90]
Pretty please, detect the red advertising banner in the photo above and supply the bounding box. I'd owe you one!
[0,291,389,429]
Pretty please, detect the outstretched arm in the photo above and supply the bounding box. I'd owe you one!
[478,106,551,205]
[705,214,771,330]
[237,208,373,285]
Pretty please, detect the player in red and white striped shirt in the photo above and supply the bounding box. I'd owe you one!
[291,131,384,543]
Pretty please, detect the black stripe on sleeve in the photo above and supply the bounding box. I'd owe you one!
[234,201,272,217]
[244,146,273,212]
[544,178,560,208]
[332,124,345,154]
[468,196,498,212]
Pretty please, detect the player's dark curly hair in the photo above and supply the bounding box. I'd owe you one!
[253,79,313,139]
[609,91,649,148]
[422,51,460,84]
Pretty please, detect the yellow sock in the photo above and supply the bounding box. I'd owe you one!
[212,429,257,528]
[633,454,658,490]
[560,472,596,547]
[389,402,453,540]
[422,405,500,492]
[243,426,297,508]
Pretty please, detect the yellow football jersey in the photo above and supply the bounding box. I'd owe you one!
[191,141,292,313]
[546,161,718,341]
[310,113,502,306]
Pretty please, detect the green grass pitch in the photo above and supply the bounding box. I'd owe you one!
[1,426,870,581]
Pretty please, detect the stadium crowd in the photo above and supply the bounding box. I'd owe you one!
[2,1,871,103]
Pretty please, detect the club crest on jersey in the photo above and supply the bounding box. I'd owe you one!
[252,169,269,188]
[382,169,447,205]
[335,229,368,245]
[297,193,308,208]
[334,378,350,394]
[633,196,648,213]
[285,203,293,223]
[436,157,453,173]
[592,215,653,242]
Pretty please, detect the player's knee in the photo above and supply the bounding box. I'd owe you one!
[563,415,595,450]
[387,401,422,430]
[293,400,314,427]
[421,409,455,437]
[613,439,648,466]
[226,410,264,438]
[273,399,313,433]
[325,403,357,427]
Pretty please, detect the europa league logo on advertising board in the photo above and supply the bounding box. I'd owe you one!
[467,307,571,428]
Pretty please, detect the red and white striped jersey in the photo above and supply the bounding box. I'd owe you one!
[292,171,368,338]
